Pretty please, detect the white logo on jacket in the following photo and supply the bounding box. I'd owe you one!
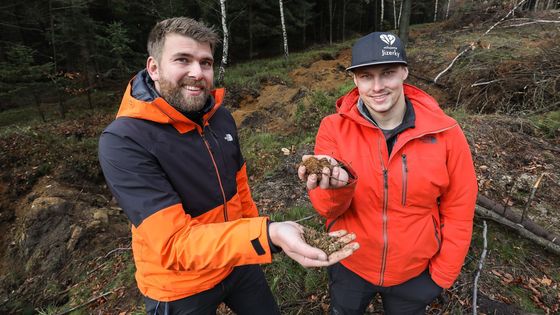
[224,134,233,141]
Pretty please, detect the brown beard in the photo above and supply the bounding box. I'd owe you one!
[158,77,211,112]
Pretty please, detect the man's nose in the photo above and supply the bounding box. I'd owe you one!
[372,77,384,91]
[188,62,203,80]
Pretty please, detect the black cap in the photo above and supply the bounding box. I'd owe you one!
[347,32,407,71]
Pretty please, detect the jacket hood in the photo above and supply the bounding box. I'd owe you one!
[116,69,225,133]
[335,83,456,135]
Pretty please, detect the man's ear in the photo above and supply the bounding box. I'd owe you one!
[350,71,358,87]
[402,66,409,81]
[146,56,159,81]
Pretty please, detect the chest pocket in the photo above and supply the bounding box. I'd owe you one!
[401,139,449,210]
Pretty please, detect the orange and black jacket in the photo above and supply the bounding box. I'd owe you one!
[309,84,478,289]
[98,70,273,302]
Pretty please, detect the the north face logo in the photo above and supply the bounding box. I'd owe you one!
[380,34,396,45]
[419,135,437,144]
[224,134,233,142]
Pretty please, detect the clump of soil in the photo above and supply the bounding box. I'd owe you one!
[299,157,333,180]
[302,225,345,256]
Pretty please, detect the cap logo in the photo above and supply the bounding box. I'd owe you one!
[380,34,396,45]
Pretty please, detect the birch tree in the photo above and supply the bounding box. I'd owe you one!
[380,0,385,30]
[434,0,439,21]
[398,0,403,26]
[279,0,289,61]
[217,0,228,85]
[446,0,452,19]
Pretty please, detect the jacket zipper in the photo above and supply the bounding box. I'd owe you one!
[401,154,408,206]
[380,169,389,286]
[432,216,441,250]
[200,131,229,221]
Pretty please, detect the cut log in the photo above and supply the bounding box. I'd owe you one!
[477,195,560,247]
[475,195,560,256]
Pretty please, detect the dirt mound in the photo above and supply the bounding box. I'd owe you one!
[231,50,351,134]
[0,177,130,312]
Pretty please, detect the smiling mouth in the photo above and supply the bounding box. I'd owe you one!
[371,93,389,101]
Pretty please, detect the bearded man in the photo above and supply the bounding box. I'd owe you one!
[98,17,358,315]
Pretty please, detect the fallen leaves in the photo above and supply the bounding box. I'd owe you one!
[490,269,558,314]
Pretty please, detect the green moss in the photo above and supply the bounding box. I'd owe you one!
[529,110,560,138]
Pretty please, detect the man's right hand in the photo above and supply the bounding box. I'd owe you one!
[298,155,349,190]
[268,221,359,267]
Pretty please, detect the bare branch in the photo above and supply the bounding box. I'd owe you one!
[434,44,474,83]
[472,220,488,315]
[521,173,546,223]
[470,79,502,87]
[55,289,118,315]
[475,205,560,256]
[433,0,527,83]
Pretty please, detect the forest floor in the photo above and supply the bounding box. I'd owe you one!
[0,8,559,315]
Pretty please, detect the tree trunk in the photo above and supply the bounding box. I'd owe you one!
[434,0,439,21]
[342,1,347,42]
[398,0,403,27]
[279,0,289,61]
[380,0,385,30]
[398,0,412,46]
[328,0,333,45]
[249,1,253,59]
[33,93,46,122]
[217,0,228,85]
[446,0,452,19]
[49,0,57,74]
[393,0,398,29]
[57,91,66,119]
[302,5,307,46]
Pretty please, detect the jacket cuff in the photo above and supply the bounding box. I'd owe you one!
[266,220,283,254]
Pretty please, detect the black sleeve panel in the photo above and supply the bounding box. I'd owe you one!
[99,130,181,227]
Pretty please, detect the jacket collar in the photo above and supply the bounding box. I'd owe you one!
[116,70,225,134]
[336,83,456,137]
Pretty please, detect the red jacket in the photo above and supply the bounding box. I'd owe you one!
[309,84,477,289]
[99,72,272,301]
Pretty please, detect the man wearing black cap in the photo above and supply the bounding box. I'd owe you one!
[298,32,478,314]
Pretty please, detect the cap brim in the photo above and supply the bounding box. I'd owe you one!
[346,60,407,72]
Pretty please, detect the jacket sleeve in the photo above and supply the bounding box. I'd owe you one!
[429,126,478,289]
[236,163,259,218]
[308,117,358,219]
[99,131,272,271]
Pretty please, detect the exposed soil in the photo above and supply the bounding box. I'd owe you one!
[299,156,334,181]
[302,226,345,256]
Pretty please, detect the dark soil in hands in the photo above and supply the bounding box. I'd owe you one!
[302,225,345,256]
[300,157,333,180]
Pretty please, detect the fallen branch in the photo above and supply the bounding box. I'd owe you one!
[434,45,474,83]
[477,194,560,247]
[472,220,488,315]
[502,19,560,27]
[55,289,117,315]
[104,246,131,258]
[475,205,560,256]
[471,79,502,87]
[433,0,527,83]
